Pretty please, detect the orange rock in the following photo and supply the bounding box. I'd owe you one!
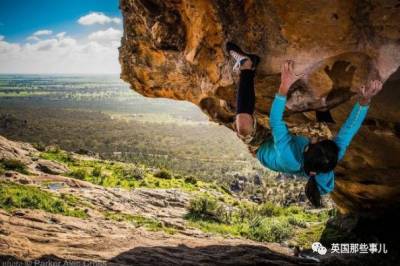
[119,0,400,215]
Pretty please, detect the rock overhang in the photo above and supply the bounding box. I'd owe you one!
[119,0,400,215]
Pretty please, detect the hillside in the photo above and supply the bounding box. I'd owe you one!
[1,135,397,265]
[0,134,366,265]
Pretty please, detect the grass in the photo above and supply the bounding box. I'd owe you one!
[104,211,176,234]
[0,181,87,218]
[187,219,246,237]
[40,150,229,194]
[40,149,74,164]
[38,149,340,247]
[185,195,333,246]
[0,159,29,174]
[154,169,172,179]
[294,210,354,248]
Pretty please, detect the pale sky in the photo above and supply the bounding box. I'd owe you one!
[0,1,123,74]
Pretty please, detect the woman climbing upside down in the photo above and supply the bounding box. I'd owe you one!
[227,42,383,207]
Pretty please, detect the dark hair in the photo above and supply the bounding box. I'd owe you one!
[303,140,338,208]
[303,139,339,175]
[305,176,322,208]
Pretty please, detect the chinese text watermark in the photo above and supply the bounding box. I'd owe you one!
[312,242,388,255]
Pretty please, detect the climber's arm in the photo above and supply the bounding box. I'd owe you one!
[269,94,291,146]
[269,60,304,147]
[334,80,383,160]
[334,103,369,160]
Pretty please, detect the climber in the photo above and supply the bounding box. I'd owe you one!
[227,42,383,207]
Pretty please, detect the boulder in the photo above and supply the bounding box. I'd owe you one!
[36,159,69,175]
[229,179,244,193]
[253,174,262,186]
[249,194,263,204]
[119,0,400,216]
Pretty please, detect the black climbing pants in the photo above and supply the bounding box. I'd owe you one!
[235,69,271,156]
[236,69,256,115]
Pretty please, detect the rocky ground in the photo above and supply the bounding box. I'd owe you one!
[0,135,395,265]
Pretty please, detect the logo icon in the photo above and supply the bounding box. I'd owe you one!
[312,242,327,255]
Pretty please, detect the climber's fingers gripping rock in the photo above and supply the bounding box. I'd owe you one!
[279,60,304,96]
[358,79,383,105]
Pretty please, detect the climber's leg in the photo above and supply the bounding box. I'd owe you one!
[226,42,260,140]
[236,64,256,138]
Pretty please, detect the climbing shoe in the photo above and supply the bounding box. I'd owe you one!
[226,42,260,73]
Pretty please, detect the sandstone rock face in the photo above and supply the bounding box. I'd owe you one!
[119,0,400,215]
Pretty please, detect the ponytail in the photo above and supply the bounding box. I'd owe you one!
[305,175,322,208]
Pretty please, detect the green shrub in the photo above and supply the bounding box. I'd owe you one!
[64,153,74,163]
[100,175,120,187]
[214,205,232,224]
[139,179,149,187]
[249,218,293,242]
[237,202,284,222]
[237,202,259,223]
[91,166,102,177]
[69,168,87,180]
[188,196,218,219]
[90,166,105,184]
[220,185,233,195]
[184,191,331,245]
[32,142,46,152]
[122,167,145,180]
[188,196,231,224]
[184,175,197,185]
[174,174,184,179]
[284,205,302,215]
[259,202,283,217]
[154,169,172,179]
[0,159,29,174]
[288,216,308,228]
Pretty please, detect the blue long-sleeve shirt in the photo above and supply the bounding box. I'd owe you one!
[256,94,369,194]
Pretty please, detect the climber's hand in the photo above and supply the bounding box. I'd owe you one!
[279,60,304,96]
[358,80,383,106]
